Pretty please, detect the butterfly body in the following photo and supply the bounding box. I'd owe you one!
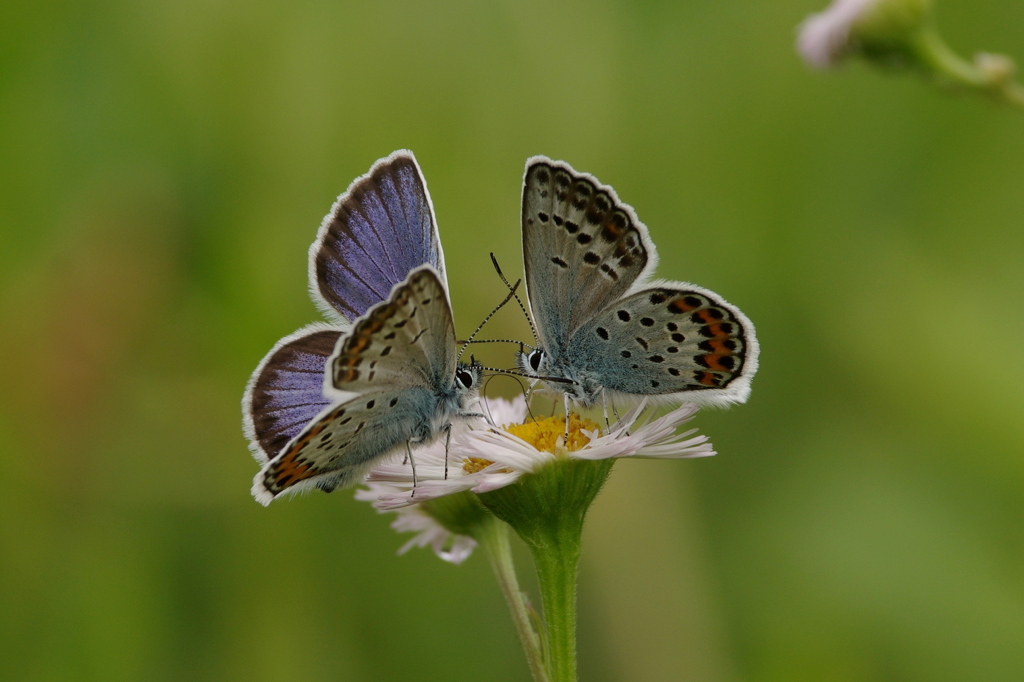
[518,157,759,409]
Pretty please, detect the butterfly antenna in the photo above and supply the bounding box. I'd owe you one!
[459,338,535,351]
[479,365,576,386]
[490,253,538,344]
[456,278,523,363]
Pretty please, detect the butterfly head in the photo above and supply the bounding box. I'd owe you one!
[518,346,546,376]
[454,357,484,395]
[516,346,599,405]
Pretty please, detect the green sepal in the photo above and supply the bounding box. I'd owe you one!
[477,458,615,543]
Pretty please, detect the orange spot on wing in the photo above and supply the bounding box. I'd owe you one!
[705,339,733,354]
[275,456,314,482]
[693,309,719,324]
[347,335,371,354]
[670,298,699,313]
[701,355,732,372]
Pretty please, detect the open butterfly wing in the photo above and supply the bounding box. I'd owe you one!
[242,323,343,464]
[310,151,446,324]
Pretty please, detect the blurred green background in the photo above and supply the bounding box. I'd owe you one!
[2,0,1022,680]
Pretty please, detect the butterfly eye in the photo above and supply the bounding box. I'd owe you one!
[528,350,544,372]
[456,369,474,389]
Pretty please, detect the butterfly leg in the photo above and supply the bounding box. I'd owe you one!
[609,396,628,437]
[443,423,452,480]
[406,440,419,497]
[600,389,625,435]
[464,406,494,427]
[563,393,572,438]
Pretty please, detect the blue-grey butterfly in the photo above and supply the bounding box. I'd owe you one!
[516,157,759,410]
[243,151,481,505]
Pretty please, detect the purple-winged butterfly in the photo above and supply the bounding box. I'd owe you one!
[243,151,482,505]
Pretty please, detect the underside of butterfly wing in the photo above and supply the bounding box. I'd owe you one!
[327,266,457,398]
[564,285,759,406]
[251,385,442,505]
[522,158,654,352]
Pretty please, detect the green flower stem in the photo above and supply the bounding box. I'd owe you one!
[526,522,581,682]
[476,519,549,682]
[908,26,1024,110]
[479,458,615,682]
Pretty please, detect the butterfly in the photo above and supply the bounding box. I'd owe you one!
[243,151,482,505]
[516,157,759,411]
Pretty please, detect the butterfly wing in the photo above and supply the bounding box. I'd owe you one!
[522,157,655,354]
[242,323,344,465]
[326,265,456,398]
[252,385,441,504]
[565,285,760,406]
[310,150,446,324]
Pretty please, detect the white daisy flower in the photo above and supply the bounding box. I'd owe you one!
[360,396,716,511]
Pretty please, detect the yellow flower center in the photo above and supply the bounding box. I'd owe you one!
[462,457,494,474]
[504,412,601,455]
[461,413,602,474]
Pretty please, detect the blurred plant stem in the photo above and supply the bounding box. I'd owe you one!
[798,0,1024,112]
[477,519,549,682]
[908,26,1024,110]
